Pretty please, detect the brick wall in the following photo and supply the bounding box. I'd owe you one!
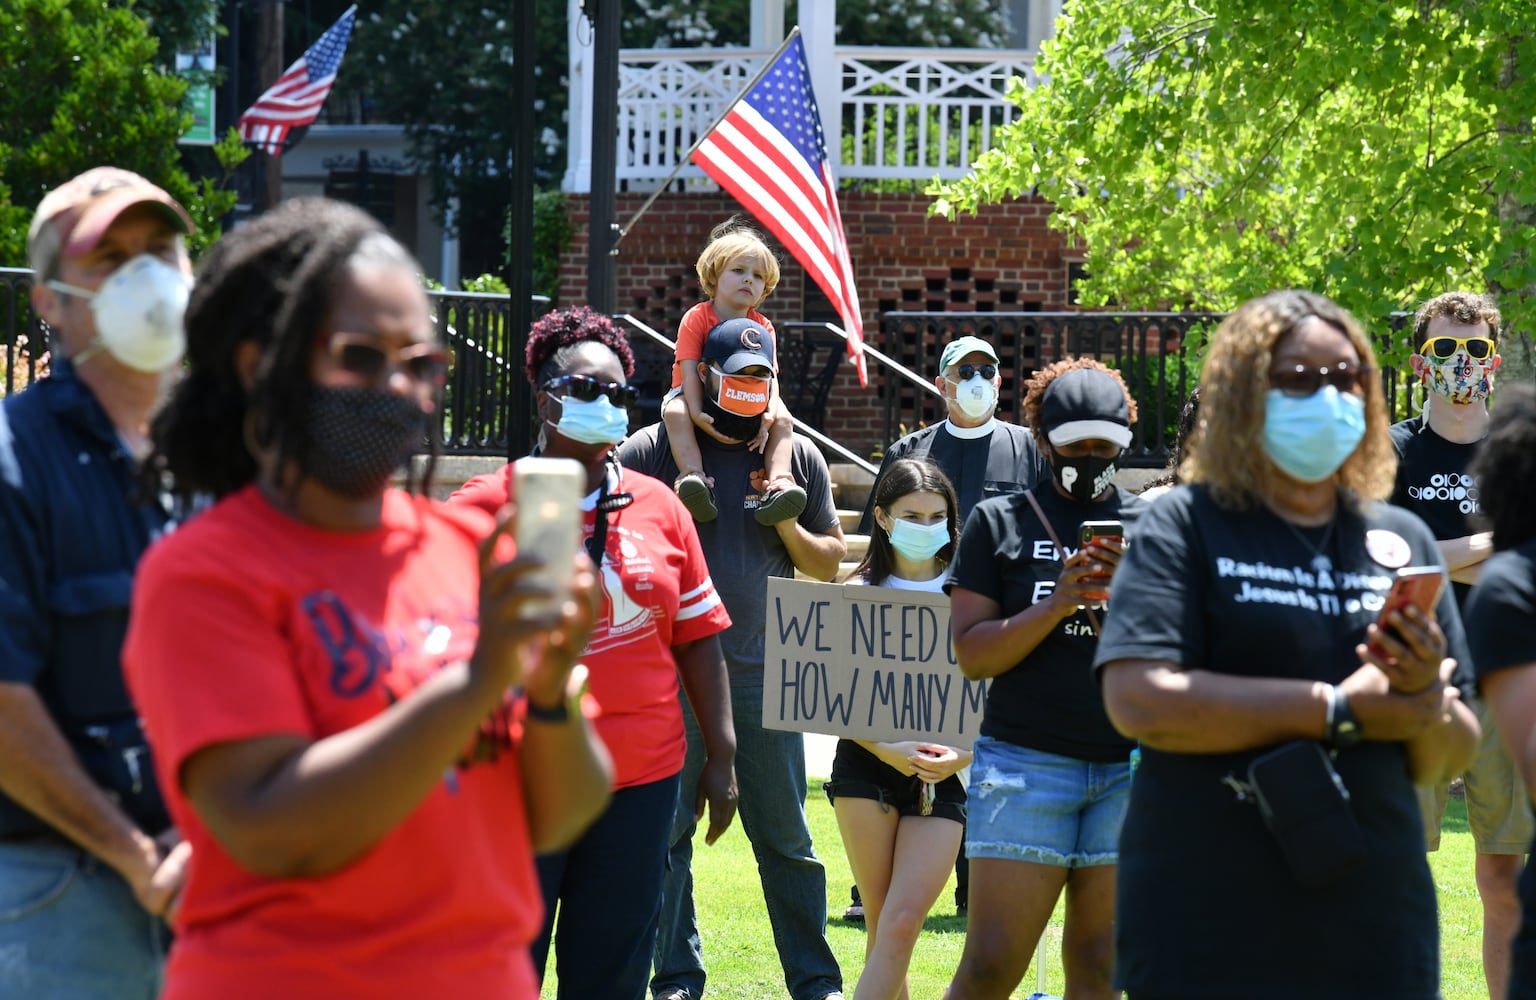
[558,191,1074,457]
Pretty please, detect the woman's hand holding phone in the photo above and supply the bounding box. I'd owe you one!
[1360,603,1449,696]
[472,502,600,699]
[1362,567,1448,695]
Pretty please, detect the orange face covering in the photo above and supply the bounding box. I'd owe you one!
[715,374,771,416]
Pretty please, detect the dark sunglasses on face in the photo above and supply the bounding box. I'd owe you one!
[1269,362,1373,398]
[542,373,638,408]
[952,363,998,381]
[1420,336,1495,361]
[328,332,451,386]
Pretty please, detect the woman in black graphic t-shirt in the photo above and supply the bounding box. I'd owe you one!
[1463,384,1536,1000]
[944,359,1147,1000]
[1095,290,1480,999]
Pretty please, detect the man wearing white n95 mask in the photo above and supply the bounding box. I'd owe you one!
[0,167,194,999]
[860,334,1049,532]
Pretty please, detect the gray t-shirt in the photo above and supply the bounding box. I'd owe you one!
[618,423,840,685]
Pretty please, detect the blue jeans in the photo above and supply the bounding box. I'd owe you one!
[533,772,681,1000]
[0,840,167,999]
[966,737,1131,868]
[651,682,842,1000]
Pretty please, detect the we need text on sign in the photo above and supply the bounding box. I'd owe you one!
[761,578,989,748]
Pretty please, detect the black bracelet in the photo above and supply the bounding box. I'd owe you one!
[525,695,571,723]
[1327,685,1363,749]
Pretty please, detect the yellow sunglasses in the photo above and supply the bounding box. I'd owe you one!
[1420,336,1495,361]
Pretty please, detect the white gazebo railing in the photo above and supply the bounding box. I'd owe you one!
[840,48,1038,181]
[566,45,1037,192]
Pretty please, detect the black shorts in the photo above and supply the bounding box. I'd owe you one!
[823,738,966,824]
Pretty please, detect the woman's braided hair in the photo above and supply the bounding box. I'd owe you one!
[150,198,426,501]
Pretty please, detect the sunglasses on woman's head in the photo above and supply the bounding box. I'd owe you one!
[1269,362,1373,398]
[542,374,638,408]
[1420,336,1495,361]
[327,333,451,386]
[952,364,998,381]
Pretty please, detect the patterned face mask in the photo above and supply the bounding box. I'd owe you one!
[1421,349,1497,405]
[303,385,429,498]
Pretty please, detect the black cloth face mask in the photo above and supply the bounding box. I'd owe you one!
[1049,446,1118,504]
[699,391,765,444]
[303,385,429,499]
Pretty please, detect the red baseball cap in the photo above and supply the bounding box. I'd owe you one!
[27,167,193,278]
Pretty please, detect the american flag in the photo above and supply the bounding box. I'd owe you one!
[238,5,356,156]
[692,34,868,386]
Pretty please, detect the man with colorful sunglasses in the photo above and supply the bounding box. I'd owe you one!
[1389,290,1529,1000]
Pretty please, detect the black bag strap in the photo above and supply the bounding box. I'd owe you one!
[1022,488,1101,635]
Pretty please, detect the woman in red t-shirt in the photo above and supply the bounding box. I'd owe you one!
[123,199,613,1000]
[451,306,737,1000]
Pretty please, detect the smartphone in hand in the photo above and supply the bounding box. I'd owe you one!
[1369,565,1446,654]
[1377,566,1446,626]
[1079,520,1124,549]
[512,456,586,614]
[1079,520,1124,603]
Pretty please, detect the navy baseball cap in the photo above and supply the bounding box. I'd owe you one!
[703,317,777,374]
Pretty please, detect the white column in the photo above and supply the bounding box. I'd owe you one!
[800,1,838,167]
[562,0,594,193]
[440,193,461,289]
[751,0,785,49]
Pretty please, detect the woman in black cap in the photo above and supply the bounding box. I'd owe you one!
[944,358,1146,1000]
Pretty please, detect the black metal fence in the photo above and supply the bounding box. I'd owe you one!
[0,265,1432,470]
[0,267,540,456]
[878,311,1220,468]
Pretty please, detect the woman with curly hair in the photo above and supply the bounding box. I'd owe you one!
[450,306,737,1000]
[1096,289,1479,998]
[123,199,613,998]
[1463,384,1536,999]
[944,358,1148,1000]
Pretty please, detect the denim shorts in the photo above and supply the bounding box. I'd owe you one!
[823,739,966,824]
[966,736,1130,868]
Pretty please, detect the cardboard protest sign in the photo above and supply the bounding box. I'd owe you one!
[761,577,989,748]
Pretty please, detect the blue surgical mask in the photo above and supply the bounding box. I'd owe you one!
[1262,387,1367,483]
[553,395,630,445]
[888,518,950,562]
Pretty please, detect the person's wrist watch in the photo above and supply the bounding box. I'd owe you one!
[1326,684,1363,749]
[525,694,570,722]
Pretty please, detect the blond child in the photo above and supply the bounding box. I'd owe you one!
[664,219,806,524]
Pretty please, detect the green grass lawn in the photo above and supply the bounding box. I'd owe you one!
[543,784,1495,999]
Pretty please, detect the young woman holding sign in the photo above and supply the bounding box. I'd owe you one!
[824,458,972,1000]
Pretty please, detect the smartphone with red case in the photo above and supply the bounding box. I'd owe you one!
[1378,565,1446,626]
[1079,521,1124,603]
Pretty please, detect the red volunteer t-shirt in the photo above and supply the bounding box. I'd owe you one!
[669,301,776,387]
[450,465,731,788]
[124,487,542,1000]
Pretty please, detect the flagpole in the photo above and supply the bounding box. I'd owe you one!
[613,26,803,248]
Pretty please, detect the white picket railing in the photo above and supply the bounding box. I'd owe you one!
[610,46,1037,187]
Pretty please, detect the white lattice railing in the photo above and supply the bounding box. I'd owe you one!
[614,45,1036,186]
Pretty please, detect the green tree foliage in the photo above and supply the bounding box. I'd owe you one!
[117,0,220,66]
[0,0,244,268]
[930,0,1536,364]
[352,3,569,217]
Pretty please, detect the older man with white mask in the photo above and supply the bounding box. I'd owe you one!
[0,167,195,999]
